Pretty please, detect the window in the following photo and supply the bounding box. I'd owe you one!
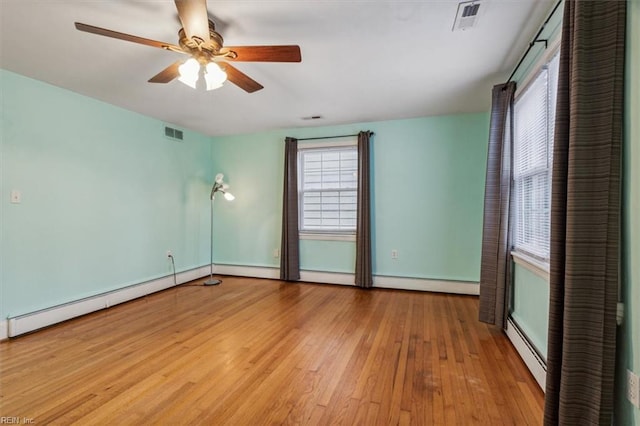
[298,142,358,234]
[512,52,559,261]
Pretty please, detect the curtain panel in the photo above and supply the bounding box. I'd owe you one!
[543,1,626,424]
[280,137,300,281]
[478,81,516,327]
[355,131,373,288]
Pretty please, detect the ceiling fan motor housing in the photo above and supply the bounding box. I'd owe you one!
[178,19,225,61]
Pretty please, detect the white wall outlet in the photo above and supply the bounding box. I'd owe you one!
[273,248,280,258]
[167,250,173,258]
[628,369,640,408]
[10,190,21,204]
[391,249,399,260]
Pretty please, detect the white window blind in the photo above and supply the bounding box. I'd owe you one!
[298,145,358,233]
[512,53,559,261]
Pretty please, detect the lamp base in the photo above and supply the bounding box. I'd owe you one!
[204,278,221,286]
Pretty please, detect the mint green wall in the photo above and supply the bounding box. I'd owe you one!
[511,264,549,358]
[616,0,640,423]
[209,113,489,282]
[0,70,213,320]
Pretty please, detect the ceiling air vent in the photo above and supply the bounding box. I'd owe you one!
[452,1,482,31]
[164,125,184,142]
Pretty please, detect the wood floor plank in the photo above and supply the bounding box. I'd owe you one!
[0,277,543,424]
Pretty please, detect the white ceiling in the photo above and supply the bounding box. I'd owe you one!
[0,0,555,137]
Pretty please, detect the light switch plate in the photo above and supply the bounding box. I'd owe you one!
[10,190,21,204]
[628,369,640,408]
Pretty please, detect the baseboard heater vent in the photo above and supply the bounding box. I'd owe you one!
[506,317,547,390]
[7,266,208,338]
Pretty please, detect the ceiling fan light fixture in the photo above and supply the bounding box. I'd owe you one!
[178,58,200,89]
[205,62,227,91]
[75,0,302,94]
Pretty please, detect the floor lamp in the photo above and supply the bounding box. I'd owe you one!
[205,173,235,286]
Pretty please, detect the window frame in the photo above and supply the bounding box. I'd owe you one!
[511,48,560,265]
[297,138,358,240]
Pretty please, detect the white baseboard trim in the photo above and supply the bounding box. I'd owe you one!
[214,264,280,280]
[213,264,479,295]
[4,264,479,339]
[213,264,354,285]
[302,270,355,286]
[0,320,8,341]
[7,266,209,338]
[375,275,479,295]
[506,317,546,390]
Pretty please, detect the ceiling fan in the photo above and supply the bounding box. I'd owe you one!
[75,0,301,93]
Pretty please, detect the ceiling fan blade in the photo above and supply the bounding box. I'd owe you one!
[222,63,264,93]
[75,22,182,52]
[223,46,302,62]
[174,0,210,43]
[149,61,182,83]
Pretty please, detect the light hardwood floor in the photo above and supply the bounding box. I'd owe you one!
[0,277,543,425]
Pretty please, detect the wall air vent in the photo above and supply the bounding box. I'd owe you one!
[164,125,184,141]
[452,1,482,32]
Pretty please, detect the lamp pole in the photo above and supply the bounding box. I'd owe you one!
[204,191,220,286]
[204,174,234,286]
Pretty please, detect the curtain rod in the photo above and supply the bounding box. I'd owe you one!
[505,0,563,85]
[296,132,374,141]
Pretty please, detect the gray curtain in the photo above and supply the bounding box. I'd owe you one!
[355,131,373,288]
[280,137,300,281]
[478,82,516,327]
[544,2,626,425]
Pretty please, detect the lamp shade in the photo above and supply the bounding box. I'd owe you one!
[210,173,235,201]
[205,62,227,91]
[178,58,200,89]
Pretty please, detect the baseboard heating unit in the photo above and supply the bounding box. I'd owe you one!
[6,266,209,338]
[3,265,480,339]
[505,317,547,390]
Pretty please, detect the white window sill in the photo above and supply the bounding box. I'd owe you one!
[300,233,356,242]
[511,251,550,281]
